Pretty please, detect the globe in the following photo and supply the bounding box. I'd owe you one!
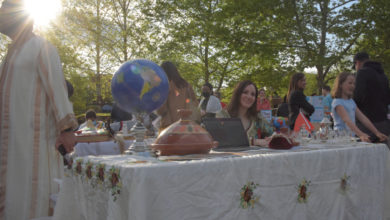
[272,116,288,132]
[111,59,169,114]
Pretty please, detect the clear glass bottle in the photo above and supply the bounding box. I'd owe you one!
[122,122,128,135]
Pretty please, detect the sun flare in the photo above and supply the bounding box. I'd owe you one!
[25,0,61,28]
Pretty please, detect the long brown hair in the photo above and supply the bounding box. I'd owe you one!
[227,80,258,119]
[331,72,354,99]
[287,73,305,102]
[161,61,188,89]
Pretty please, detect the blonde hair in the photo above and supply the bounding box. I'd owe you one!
[331,72,355,99]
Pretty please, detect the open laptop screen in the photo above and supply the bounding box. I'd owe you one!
[202,118,250,148]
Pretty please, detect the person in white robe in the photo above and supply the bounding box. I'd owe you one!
[0,0,78,219]
[199,83,222,119]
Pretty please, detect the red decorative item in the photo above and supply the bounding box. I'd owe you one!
[151,109,218,156]
[86,165,93,179]
[243,187,253,202]
[299,185,307,200]
[268,134,298,149]
[293,111,314,133]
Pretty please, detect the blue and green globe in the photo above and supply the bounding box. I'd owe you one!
[272,116,288,132]
[111,59,169,114]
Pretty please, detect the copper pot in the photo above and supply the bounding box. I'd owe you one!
[151,109,218,156]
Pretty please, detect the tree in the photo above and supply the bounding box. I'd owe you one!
[105,0,153,63]
[145,0,248,93]
[281,0,369,93]
[353,0,390,78]
[60,0,114,107]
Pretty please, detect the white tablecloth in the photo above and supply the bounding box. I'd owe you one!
[54,143,390,220]
[75,140,133,156]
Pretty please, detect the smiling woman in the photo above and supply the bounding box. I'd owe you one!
[25,0,61,27]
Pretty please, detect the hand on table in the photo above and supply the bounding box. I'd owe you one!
[375,132,388,142]
[359,133,371,143]
[254,138,270,147]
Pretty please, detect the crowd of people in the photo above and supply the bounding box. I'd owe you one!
[155,61,390,150]
[1,0,390,219]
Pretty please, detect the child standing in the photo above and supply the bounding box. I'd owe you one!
[331,72,387,142]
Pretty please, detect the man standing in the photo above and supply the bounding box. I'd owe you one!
[352,52,390,138]
[0,0,77,219]
[199,83,222,119]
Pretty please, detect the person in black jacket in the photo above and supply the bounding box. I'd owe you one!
[287,73,315,129]
[276,95,289,118]
[352,52,390,139]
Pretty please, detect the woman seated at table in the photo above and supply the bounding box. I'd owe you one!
[217,80,273,146]
[331,72,387,142]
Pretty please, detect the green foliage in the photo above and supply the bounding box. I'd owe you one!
[0,35,10,60]
[277,0,368,94]
[352,0,390,78]
[1,0,389,114]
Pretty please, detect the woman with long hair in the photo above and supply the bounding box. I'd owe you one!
[256,88,271,111]
[218,80,273,146]
[287,73,315,129]
[157,61,199,130]
[331,72,387,142]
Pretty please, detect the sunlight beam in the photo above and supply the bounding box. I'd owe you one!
[25,0,61,28]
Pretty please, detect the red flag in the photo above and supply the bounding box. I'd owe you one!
[293,111,314,133]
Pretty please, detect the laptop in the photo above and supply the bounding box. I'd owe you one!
[202,118,261,152]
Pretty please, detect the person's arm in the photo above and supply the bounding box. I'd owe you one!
[296,92,315,115]
[355,107,388,141]
[335,105,370,142]
[253,138,270,147]
[38,40,77,152]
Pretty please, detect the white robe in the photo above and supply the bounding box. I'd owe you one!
[199,95,222,113]
[0,35,77,220]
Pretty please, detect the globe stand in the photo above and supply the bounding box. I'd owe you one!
[124,113,155,157]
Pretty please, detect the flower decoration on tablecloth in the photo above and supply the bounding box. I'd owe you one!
[297,179,311,203]
[85,161,94,180]
[74,159,83,176]
[240,182,260,209]
[340,173,351,194]
[109,166,122,201]
[96,164,106,184]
